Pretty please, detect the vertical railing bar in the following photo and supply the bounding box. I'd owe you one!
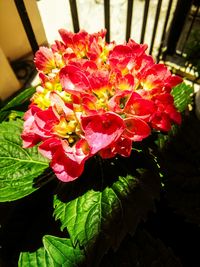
[14,0,39,54]
[149,0,163,55]
[104,0,110,42]
[181,3,200,55]
[69,0,80,33]
[126,0,134,42]
[157,0,173,61]
[140,0,150,44]
[165,0,193,55]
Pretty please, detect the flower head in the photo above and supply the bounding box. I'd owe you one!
[22,29,182,182]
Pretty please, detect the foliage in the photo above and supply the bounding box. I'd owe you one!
[0,120,49,202]
[0,87,35,122]
[53,168,160,266]
[18,236,85,267]
[171,82,193,112]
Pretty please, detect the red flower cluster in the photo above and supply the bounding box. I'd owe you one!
[22,29,182,182]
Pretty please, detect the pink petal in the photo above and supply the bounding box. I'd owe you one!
[49,92,74,117]
[51,147,85,182]
[21,106,43,148]
[62,139,91,165]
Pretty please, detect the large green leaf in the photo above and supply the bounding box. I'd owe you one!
[18,236,85,267]
[0,120,49,202]
[171,82,193,112]
[54,167,160,266]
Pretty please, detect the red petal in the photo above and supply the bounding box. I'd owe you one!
[81,112,125,154]
[150,113,171,132]
[60,65,91,94]
[51,147,85,182]
[98,147,117,159]
[39,138,62,159]
[108,90,132,113]
[127,39,148,55]
[140,64,182,91]
[99,137,132,158]
[124,92,155,119]
[58,29,74,46]
[113,137,132,157]
[34,107,59,137]
[123,117,151,141]
[165,105,182,125]
[21,131,41,148]
[51,139,90,182]
[34,47,56,73]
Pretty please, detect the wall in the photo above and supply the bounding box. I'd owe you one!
[0,0,47,100]
[0,47,21,100]
[0,0,47,61]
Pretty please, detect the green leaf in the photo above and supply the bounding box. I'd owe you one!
[18,247,55,267]
[0,87,35,122]
[54,169,160,265]
[0,87,35,112]
[43,236,85,266]
[171,82,193,112]
[8,110,25,120]
[0,110,25,123]
[0,120,49,202]
[18,236,85,267]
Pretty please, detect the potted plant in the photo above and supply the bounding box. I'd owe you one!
[0,29,193,267]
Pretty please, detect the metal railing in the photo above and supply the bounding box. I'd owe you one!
[161,0,200,83]
[13,0,178,56]
[13,0,200,84]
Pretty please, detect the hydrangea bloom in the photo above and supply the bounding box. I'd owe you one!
[22,29,182,182]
